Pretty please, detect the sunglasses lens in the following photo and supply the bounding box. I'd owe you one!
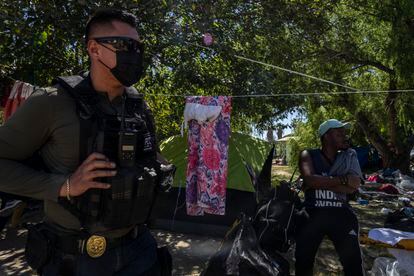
[126,40,140,52]
[95,37,142,53]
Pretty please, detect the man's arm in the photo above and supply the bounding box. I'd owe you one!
[0,89,115,201]
[0,90,67,201]
[299,150,359,194]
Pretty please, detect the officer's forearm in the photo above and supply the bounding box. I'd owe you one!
[0,159,66,201]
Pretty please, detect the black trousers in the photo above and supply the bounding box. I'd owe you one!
[295,207,364,276]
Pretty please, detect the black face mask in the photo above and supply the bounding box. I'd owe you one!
[97,42,144,87]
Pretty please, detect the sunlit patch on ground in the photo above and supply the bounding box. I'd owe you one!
[153,230,221,275]
[0,179,405,275]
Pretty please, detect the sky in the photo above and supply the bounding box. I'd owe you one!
[253,110,303,141]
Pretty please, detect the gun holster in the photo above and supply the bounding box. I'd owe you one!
[25,223,54,271]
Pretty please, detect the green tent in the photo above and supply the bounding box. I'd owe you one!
[159,132,273,192]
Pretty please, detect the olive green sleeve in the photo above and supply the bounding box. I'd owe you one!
[0,89,66,201]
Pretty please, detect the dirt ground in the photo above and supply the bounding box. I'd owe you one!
[0,164,406,275]
[0,198,400,276]
[0,226,222,276]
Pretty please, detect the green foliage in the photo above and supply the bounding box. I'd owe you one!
[288,103,365,166]
[1,0,413,167]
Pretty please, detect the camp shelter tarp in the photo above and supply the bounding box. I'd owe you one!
[149,132,273,236]
[159,132,273,192]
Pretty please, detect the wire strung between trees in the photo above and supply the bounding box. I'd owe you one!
[145,89,414,98]
[142,41,414,98]
[233,55,358,92]
[184,41,358,91]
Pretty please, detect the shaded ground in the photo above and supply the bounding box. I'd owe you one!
[0,166,407,275]
[0,227,32,275]
[0,199,399,276]
[0,226,222,276]
[154,231,221,275]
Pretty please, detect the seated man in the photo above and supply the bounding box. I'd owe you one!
[295,119,364,276]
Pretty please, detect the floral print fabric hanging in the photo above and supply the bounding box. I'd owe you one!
[185,96,232,216]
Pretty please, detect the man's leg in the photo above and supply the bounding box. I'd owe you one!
[295,209,326,276]
[115,229,158,276]
[327,208,364,276]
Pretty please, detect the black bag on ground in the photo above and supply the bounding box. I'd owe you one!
[25,223,54,270]
[384,207,414,232]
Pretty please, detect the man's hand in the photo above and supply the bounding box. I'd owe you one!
[346,175,361,190]
[59,153,116,198]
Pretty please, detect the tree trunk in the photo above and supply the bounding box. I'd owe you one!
[381,148,411,174]
[356,110,412,174]
[338,85,413,174]
[378,78,412,173]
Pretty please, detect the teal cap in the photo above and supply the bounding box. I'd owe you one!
[318,119,350,137]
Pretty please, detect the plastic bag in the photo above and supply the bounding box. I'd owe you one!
[369,257,410,276]
[388,249,414,274]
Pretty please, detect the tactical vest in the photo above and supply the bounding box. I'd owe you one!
[55,75,159,233]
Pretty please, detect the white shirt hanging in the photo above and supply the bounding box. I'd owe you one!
[181,102,222,136]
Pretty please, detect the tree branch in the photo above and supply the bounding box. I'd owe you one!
[323,48,395,75]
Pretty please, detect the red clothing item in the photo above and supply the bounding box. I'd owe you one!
[378,184,400,194]
[4,81,34,121]
[367,174,379,183]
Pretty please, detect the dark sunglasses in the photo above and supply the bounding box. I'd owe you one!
[93,36,143,53]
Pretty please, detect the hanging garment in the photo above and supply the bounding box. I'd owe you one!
[182,103,222,132]
[4,81,34,121]
[185,96,232,216]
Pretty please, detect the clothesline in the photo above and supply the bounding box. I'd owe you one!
[234,55,357,91]
[145,89,414,98]
[152,41,413,98]
[185,41,358,91]
[4,42,413,98]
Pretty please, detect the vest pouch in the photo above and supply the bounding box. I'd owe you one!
[25,223,54,271]
[130,166,158,225]
[76,189,102,230]
[101,169,137,229]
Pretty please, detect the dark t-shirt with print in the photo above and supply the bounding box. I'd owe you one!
[303,149,349,208]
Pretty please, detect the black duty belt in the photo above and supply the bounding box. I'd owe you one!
[50,225,147,258]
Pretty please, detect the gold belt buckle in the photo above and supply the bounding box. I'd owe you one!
[86,235,106,258]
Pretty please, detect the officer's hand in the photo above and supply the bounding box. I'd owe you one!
[59,152,116,198]
[347,175,361,190]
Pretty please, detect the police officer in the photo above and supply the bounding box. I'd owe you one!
[295,119,364,276]
[0,9,163,275]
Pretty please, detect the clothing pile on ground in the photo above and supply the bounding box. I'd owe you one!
[359,169,414,275]
[368,227,414,275]
[362,170,414,232]
[363,206,414,275]
[359,169,414,201]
